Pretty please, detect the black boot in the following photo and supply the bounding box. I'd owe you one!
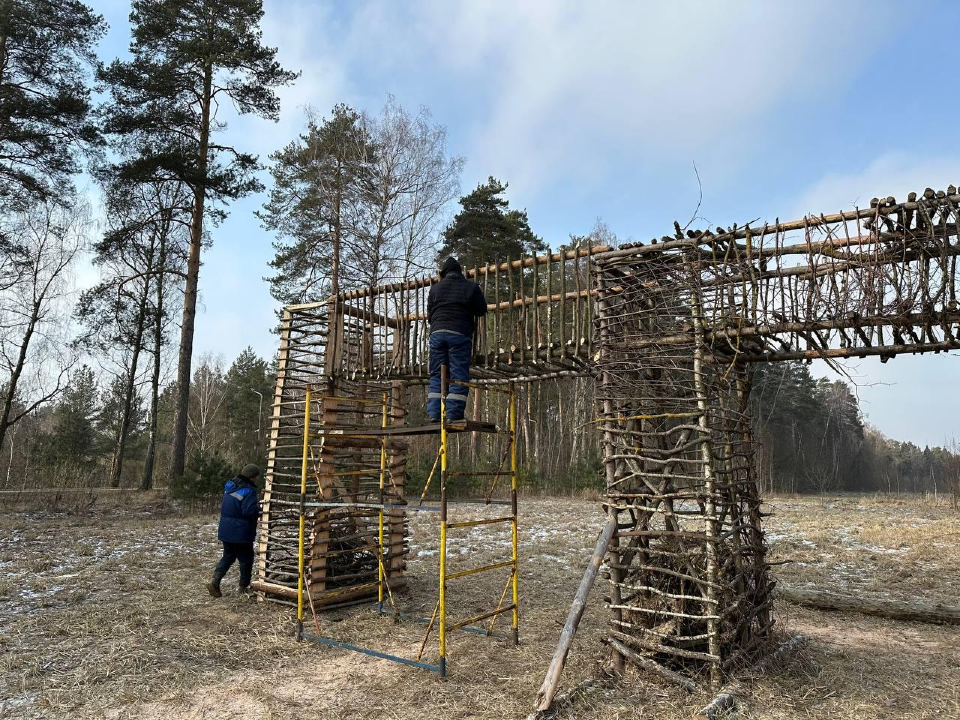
[206,570,225,598]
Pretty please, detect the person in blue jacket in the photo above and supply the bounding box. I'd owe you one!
[206,464,261,598]
[426,257,488,423]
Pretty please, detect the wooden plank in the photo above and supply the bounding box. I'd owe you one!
[311,420,500,437]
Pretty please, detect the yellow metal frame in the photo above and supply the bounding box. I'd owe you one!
[439,368,448,675]
[436,372,520,676]
[294,373,520,678]
[296,386,312,636]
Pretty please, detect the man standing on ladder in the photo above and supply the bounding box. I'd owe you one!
[427,257,488,423]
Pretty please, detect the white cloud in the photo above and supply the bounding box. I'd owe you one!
[793,152,960,219]
[242,1,899,199]
[326,0,898,197]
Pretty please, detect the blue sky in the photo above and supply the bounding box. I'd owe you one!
[88,0,960,447]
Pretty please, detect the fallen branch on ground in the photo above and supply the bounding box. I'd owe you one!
[778,584,960,625]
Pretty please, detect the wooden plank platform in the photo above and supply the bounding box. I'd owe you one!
[312,420,501,437]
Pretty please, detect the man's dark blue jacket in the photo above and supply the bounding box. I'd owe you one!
[218,476,259,544]
[427,270,488,336]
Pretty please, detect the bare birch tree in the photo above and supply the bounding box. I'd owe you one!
[347,97,464,288]
[0,197,87,452]
[188,354,228,459]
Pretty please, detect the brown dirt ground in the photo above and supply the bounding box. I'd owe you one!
[0,492,958,719]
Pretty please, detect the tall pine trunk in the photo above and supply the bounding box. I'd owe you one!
[0,29,8,84]
[141,220,168,490]
[110,271,151,488]
[169,63,212,481]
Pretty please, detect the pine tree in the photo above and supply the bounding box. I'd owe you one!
[437,177,546,269]
[38,365,101,477]
[262,100,464,303]
[260,104,373,304]
[0,0,106,208]
[99,0,298,482]
[222,347,274,463]
[78,175,189,488]
[98,373,147,486]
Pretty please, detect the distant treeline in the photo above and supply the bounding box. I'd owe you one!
[2,345,957,506]
[0,350,274,495]
[750,361,960,499]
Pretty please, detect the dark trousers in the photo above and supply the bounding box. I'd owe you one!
[427,332,472,421]
[214,541,254,587]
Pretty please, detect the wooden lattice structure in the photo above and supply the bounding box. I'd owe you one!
[253,246,600,611]
[255,186,960,692]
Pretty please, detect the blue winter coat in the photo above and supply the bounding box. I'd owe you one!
[427,270,488,336]
[217,476,260,543]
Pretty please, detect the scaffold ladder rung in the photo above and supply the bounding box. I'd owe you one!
[446,560,515,580]
[446,604,518,632]
[447,516,514,529]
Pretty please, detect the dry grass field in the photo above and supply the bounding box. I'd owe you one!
[0,492,958,719]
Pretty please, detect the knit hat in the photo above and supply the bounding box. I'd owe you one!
[240,464,261,480]
[440,256,462,277]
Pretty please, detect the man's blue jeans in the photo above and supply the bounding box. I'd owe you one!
[427,331,472,421]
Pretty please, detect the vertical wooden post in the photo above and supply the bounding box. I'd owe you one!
[559,249,567,357]
[519,256,529,364]
[494,261,502,357]
[736,369,771,633]
[296,385,312,638]
[585,240,594,354]
[596,269,625,672]
[256,308,293,592]
[310,384,339,601]
[689,271,722,689]
[531,250,540,363]
[573,249,582,350]
[546,251,554,361]
[377,391,388,613]
[387,381,408,581]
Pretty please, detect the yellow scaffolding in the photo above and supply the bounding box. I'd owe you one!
[294,366,520,677]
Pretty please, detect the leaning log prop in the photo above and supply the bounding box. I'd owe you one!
[534,514,618,713]
[777,584,960,625]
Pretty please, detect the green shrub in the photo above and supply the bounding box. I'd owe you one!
[170,453,234,500]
